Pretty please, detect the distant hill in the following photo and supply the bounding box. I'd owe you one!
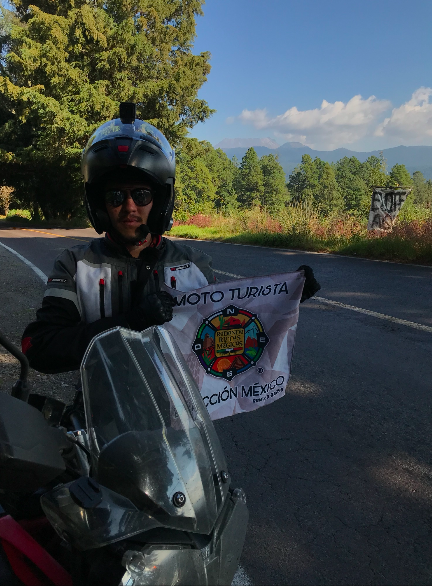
[215,137,280,149]
[218,142,432,180]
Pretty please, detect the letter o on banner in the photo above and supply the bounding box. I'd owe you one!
[210,291,224,303]
[187,293,200,305]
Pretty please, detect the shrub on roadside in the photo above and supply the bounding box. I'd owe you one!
[6,209,32,222]
[0,187,13,216]
[171,204,432,263]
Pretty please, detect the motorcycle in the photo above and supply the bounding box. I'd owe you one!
[0,325,248,585]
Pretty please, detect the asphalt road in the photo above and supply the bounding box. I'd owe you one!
[1,226,432,586]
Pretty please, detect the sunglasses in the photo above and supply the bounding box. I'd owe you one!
[104,188,153,208]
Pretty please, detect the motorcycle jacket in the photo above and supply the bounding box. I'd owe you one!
[22,236,215,374]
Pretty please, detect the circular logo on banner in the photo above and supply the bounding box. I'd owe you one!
[192,305,269,381]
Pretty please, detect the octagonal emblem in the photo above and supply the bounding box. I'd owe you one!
[192,305,269,381]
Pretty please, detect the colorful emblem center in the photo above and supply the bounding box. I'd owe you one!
[192,305,269,381]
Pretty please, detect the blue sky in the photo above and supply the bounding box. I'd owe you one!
[189,0,432,151]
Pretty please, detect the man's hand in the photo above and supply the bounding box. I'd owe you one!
[129,291,176,330]
[296,265,321,303]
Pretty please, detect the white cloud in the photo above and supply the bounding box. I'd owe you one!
[375,87,432,143]
[237,95,391,149]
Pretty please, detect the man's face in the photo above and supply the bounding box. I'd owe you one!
[105,178,153,242]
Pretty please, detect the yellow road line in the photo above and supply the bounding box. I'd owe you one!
[12,228,91,242]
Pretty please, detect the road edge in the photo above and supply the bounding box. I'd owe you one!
[0,241,47,283]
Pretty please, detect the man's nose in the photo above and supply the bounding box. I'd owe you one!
[122,192,138,212]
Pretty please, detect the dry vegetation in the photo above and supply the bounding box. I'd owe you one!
[171,206,432,264]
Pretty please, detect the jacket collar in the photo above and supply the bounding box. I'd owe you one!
[103,232,163,258]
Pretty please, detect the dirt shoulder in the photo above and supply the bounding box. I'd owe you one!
[0,244,77,402]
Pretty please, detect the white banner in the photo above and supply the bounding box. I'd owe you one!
[163,271,305,420]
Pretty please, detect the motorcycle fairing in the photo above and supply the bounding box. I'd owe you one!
[42,326,229,549]
[41,482,162,551]
[120,488,249,586]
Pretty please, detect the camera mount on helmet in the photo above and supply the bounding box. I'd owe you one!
[82,103,176,239]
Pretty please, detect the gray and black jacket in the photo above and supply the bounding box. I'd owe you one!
[22,235,215,373]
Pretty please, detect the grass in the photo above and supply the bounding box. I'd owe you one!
[171,208,432,264]
[0,215,90,229]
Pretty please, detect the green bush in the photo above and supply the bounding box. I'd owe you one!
[6,209,32,222]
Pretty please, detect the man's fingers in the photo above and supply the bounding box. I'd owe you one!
[297,265,321,302]
[157,291,176,306]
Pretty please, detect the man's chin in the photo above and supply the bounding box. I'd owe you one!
[114,226,141,243]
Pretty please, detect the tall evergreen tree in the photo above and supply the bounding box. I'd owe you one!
[0,0,213,219]
[175,138,216,220]
[286,167,306,203]
[315,162,344,215]
[287,154,320,204]
[260,153,289,215]
[335,156,370,215]
[361,156,388,189]
[411,171,432,208]
[389,164,412,187]
[235,147,264,208]
[201,144,238,212]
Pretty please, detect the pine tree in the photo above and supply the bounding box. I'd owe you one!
[235,148,264,208]
[315,162,344,215]
[0,0,213,219]
[260,154,289,215]
[389,164,412,187]
[175,139,216,220]
[335,156,370,215]
[287,154,320,204]
[411,171,432,208]
[287,154,342,213]
[361,156,388,189]
[201,144,239,212]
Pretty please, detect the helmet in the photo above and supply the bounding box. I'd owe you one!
[82,103,175,236]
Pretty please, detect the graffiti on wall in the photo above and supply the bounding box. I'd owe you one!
[367,187,412,231]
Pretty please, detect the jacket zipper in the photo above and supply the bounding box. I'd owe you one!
[99,279,105,319]
[118,271,123,313]
[153,270,160,292]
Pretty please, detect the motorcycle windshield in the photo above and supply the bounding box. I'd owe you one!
[81,326,228,536]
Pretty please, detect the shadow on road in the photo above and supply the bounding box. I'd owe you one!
[215,301,432,586]
[2,232,432,585]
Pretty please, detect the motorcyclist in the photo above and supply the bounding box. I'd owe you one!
[21,103,320,374]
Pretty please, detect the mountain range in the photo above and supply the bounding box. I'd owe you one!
[217,141,432,180]
[215,137,280,149]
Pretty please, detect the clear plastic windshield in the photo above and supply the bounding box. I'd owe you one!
[80,327,228,537]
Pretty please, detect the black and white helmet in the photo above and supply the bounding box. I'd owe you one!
[82,103,176,235]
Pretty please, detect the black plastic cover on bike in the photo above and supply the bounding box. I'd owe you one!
[0,393,65,493]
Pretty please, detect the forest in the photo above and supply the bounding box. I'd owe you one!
[174,139,432,220]
[1,0,431,261]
